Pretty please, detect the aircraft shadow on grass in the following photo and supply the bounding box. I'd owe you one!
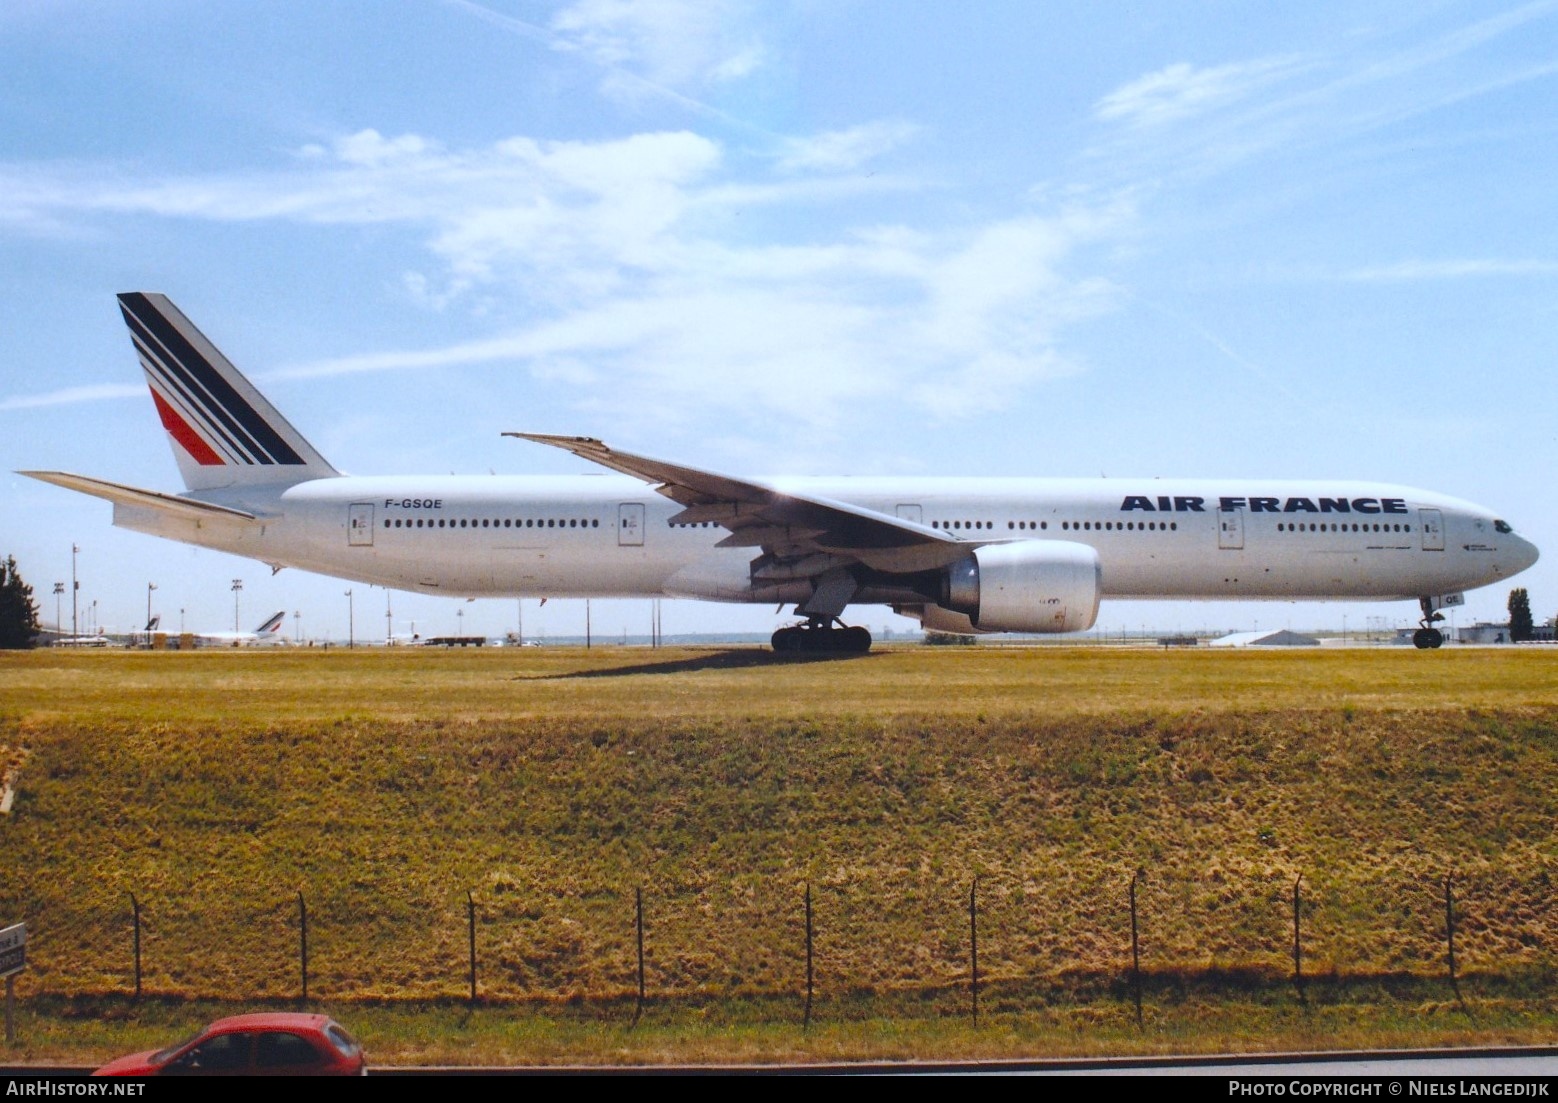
[516,648,871,680]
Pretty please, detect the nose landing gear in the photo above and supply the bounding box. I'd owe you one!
[771,617,872,654]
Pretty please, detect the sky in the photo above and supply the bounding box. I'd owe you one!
[2,0,1555,644]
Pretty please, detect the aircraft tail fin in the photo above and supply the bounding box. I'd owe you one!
[118,292,339,492]
[255,611,287,636]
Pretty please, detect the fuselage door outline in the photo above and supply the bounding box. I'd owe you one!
[348,502,375,547]
[1218,507,1244,551]
[618,502,645,547]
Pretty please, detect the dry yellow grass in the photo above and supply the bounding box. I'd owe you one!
[4,642,1556,725]
[1,644,1555,1067]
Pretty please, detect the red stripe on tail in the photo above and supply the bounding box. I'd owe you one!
[150,388,224,466]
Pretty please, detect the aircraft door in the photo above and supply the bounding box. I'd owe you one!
[618,502,645,547]
[348,502,375,547]
[1218,507,1244,550]
[895,504,923,524]
[1420,508,1445,551]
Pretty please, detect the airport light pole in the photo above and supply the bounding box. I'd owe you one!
[294,610,301,643]
[147,582,157,628]
[71,544,79,641]
[231,579,243,632]
[345,590,353,649]
[52,583,63,637]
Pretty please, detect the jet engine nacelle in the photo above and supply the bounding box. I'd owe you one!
[940,540,1101,633]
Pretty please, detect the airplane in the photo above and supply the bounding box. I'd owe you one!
[185,610,289,649]
[51,632,112,649]
[52,615,159,649]
[19,293,1540,653]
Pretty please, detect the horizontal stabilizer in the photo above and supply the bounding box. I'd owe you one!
[17,471,258,522]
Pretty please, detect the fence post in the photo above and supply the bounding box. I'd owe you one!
[803,883,814,1031]
[298,891,308,1004]
[130,893,142,1000]
[1129,872,1142,1027]
[969,876,979,1025]
[1444,873,1465,1010]
[467,891,477,1005]
[634,886,645,1025]
[1292,874,1304,1004]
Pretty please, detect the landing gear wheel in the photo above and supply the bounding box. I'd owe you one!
[769,618,874,655]
[1414,597,1447,649]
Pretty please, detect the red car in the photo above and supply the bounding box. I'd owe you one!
[94,1012,366,1076]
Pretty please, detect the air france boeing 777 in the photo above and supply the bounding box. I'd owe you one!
[21,294,1539,652]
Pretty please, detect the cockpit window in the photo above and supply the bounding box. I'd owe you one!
[1494,520,1513,534]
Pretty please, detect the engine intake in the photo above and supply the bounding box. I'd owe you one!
[940,540,1101,633]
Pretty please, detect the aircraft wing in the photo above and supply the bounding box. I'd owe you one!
[506,434,970,574]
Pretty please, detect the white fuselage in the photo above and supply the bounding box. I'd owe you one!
[111,474,1538,609]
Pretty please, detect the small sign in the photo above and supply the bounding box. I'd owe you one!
[0,922,25,977]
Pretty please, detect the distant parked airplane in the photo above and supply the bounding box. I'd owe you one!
[187,611,288,649]
[21,293,1541,652]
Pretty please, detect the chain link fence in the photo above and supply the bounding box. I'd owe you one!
[4,863,1552,1016]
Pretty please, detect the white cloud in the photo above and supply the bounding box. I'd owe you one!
[1341,259,1558,281]
[0,382,143,411]
[330,129,436,166]
[776,121,921,173]
[1095,58,1305,128]
[550,0,764,90]
[0,127,1133,434]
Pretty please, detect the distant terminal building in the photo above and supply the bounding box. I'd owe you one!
[1446,622,1556,645]
[1210,629,1320,648]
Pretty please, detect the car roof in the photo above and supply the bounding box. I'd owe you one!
[205,1013,331,1033]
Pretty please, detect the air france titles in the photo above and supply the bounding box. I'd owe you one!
[1120,495,1409,515]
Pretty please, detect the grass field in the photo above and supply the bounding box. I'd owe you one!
[1,644,1556,1068]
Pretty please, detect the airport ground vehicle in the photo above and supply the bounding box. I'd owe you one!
[93,1012,366,1076]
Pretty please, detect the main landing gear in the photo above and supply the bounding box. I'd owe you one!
[1413,596,1445,650]
[771,617,873,654]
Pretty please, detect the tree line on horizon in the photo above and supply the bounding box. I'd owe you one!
[0,554,40,649]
